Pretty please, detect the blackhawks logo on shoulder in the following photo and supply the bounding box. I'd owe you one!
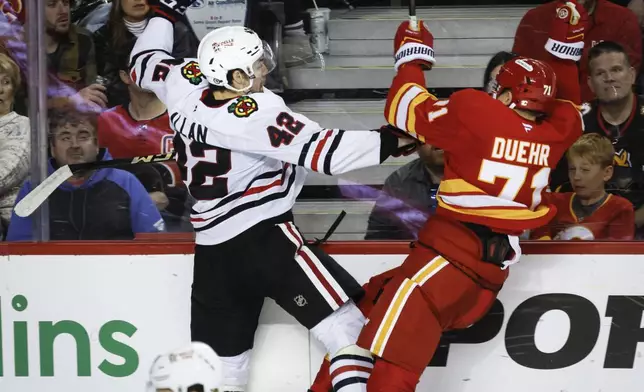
[228,96,258,118]
[181,61,204,85]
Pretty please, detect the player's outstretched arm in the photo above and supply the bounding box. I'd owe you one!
[192,91,407,175]
[129,0,194,103]
[384,63,462,152]
[383,20,461,149]
[129,17,176,103]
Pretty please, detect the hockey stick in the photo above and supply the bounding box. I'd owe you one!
[409,0,417,30]
[408,0,432,72]
[14,152,176,218]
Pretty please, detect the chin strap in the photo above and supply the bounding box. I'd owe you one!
[224,79,253,93]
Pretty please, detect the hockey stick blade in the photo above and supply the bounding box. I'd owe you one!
[13,152,176,218]
[14,165,73,217]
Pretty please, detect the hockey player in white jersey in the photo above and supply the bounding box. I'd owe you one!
[130,1,416,391]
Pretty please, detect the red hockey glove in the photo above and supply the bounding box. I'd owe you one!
[545,0,588,61]
[148,0,194,23]
[393,20,436,72]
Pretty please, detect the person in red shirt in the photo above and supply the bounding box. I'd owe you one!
[532,133,634,240]
[513,0,642,102]
[97,50,173,159]
[97,49,188,229]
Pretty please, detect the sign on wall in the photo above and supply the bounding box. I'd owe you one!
[185,0,248,40]
[1,254,643,391]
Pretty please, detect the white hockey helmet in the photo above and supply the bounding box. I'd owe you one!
[197,25,276,92]
[146,342,223,392]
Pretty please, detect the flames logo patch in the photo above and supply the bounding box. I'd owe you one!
[614,149,632,168]
[181,61,204,85]
[227,96,258,118]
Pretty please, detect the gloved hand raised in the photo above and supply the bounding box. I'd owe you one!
[393,20,436,72]
[545,0,589,61]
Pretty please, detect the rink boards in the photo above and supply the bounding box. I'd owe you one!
[0,248,643,392]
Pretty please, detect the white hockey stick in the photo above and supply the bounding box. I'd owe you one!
[14,165,73,217]
[14,152,176,218]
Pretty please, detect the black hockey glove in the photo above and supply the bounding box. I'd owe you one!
[148,0,195,23]
[380,124,421,158]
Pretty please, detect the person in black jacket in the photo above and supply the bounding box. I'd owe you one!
[6,107,164,240]
[93,0,199,107]
[364,144,442,240]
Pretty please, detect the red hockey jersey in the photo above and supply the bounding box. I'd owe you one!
[531,192,635,240]
[385,63,583,235]
[97,104,181,186]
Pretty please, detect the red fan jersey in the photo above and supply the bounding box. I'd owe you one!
[97,104,181,186]
[531,192,635,240]
[384,65,583,235]
[512,0,642,103]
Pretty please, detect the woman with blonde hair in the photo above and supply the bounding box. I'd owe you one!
[0,52,29,239]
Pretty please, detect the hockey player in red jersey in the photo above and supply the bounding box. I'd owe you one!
[309,50,521,392]
[353,2,587,390]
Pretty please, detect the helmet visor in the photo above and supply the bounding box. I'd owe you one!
[253,40,276,75]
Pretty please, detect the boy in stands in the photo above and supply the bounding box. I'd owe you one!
[531,133,634,240]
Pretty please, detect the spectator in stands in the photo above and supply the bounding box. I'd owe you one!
[0,52,28,239]
[553,41,644,233]
[282,0,314,67]
[45,0,107,111]
[6,107,164,241]
[364,144,443,240]
[532,134,634,240]
[0,1,100,115]
[512,0,642,102]
[93,0,198,107]
[97,49,190,230]
[625,0,644,92]
[0,2,28,115]
[483,50,518,93]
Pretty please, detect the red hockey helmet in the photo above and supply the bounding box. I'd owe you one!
[491,57,557,114]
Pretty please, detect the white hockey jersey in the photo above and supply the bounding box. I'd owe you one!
[130,18,390,245]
